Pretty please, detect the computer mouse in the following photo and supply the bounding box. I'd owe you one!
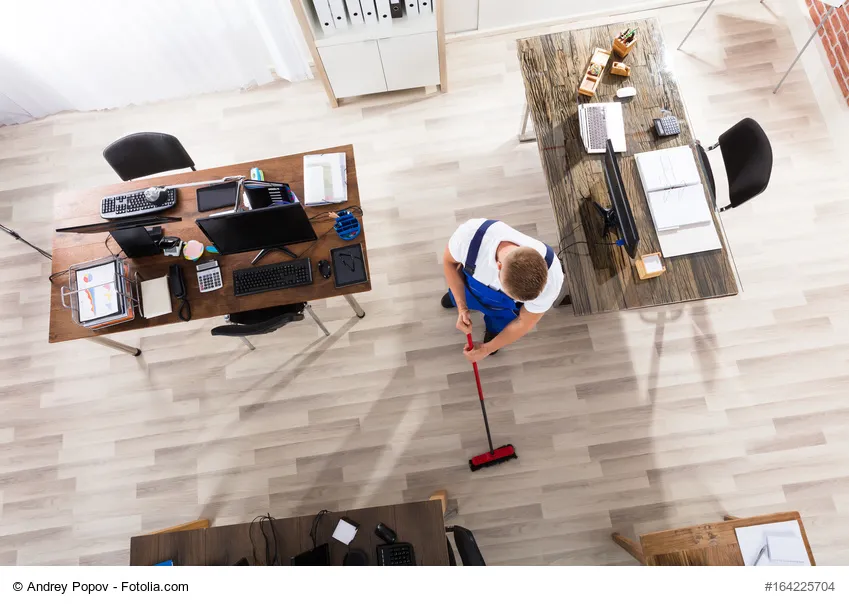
[318,259,332,279]
[616,86,637,99]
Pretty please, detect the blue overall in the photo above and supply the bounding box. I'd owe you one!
[448,219,555,335]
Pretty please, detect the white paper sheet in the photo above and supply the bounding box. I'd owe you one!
[735,521,811,566]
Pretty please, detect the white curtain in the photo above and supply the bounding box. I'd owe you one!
[0,0,313,126]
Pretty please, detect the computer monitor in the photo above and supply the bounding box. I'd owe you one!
[593,139,639,258]
[195,203,317,255]
[55,215,181,234]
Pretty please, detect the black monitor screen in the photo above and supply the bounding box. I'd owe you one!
[603,140,639,258]
[196,181,239,212]
[195,204,317,255]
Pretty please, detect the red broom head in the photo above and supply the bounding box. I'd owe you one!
[469,444,518,472]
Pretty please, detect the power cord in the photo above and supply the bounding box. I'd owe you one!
[249,514,282,565]
[177,298,192,322]
[310,509,330,549]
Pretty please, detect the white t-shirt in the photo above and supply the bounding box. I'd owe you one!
[448,219,563,314]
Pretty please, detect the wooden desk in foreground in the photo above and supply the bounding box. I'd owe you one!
[49,144,370,347]
[130,501,450,566]
[517,19,738,316]
[613,512,815,565]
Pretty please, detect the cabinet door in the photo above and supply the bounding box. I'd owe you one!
[378,32,440,92]
[319,41,387,98]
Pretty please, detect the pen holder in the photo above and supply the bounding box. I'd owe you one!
[613,37,636,58]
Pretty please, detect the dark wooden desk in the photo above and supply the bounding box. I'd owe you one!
[49,144,370,346]
[130,501,450,566]
[614,512,815,565]
[518,19,738,315]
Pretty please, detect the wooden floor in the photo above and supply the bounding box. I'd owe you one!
[1,1,848,565]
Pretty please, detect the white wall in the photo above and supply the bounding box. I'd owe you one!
[445,0,672,34]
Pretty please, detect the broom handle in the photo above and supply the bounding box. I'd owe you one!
[467,334,494,453]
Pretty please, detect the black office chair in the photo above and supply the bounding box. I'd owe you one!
[695,118,772,212]
[103,132,196,181]
[211,302,330,351]
[445,526,486,566]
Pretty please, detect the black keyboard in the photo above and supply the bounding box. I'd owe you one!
[101,188,177,219]
[376,543,415,566]
[233,258,313,296]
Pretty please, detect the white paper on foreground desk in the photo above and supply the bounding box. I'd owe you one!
[735,520,811,566]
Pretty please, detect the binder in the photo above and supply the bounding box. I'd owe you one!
[361,0,378,24]
[405,0,420,18]
[389,0,404,18]
[375,0,392,22]
[419,0,432,12]
[328,0,350,29]
[344,0,365,24]
[311,0,336,35]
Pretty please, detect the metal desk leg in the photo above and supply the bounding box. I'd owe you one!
[305,303,331,336]
[90,336,141,356]
[677,0,718,50]
[344,294,365,318]
[774,5,837,94]
[239,337,256,351]
[518,102,536,142]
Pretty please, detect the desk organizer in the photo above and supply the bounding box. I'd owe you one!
[60,256,140,330]
[613,28,637,57]
[579,48,612,97]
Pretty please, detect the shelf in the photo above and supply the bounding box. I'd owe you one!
[314,14,437,47]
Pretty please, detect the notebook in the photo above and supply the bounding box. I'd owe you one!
[648,184,713,231]
[635,146,701,192]
[735,521,811,566]
[304,153,347,205]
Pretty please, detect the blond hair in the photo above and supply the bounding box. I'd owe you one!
[501,246,547,301]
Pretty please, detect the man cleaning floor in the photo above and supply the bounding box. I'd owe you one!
[442,219,564,362]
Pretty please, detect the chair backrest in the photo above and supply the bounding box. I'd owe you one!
[446,526,485,566]
[211,304,305,338]
[717,118,772,209]
[103,132,195,181]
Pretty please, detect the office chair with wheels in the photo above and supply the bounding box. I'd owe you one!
[103,132,196,181]
[210,302,330,351]
[695,118,772,212]
[445,526,485,566]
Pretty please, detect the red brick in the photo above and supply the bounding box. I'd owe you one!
[811,0,823,19]
[810,3,821,23]
[834,42,848,70]
[825,41,838,66]
[838,8,849,32]
[840,32,849,62]
[838,71,849,98]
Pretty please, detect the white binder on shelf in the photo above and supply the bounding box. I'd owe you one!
[360,0,378,24]
[328,0,350,29]
[375,0,392,22]
[405,0,421,17]
[419,0,432,12]
[311,0,336,35]
[344,0,365,24]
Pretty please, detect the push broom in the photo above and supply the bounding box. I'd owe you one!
[466,333,518,471]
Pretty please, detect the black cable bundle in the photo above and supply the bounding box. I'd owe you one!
[249,513,282,565]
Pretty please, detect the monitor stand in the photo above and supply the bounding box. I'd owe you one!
[593,201,619,238]
[251,246,297,265]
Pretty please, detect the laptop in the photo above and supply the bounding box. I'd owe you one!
[579,102,626,154]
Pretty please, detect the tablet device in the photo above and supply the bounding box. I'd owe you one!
[197,181,239,212]
[331,243,368,288]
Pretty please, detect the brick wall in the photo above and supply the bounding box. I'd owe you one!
[806,0,849,103]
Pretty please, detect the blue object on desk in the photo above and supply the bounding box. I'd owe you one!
[155,560,174,566]
[334,211,360,241]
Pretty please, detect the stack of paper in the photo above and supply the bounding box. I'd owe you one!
[75,259,134,329]
[304,153,347,205]
[634,145,721,257]
[735,521,811,566]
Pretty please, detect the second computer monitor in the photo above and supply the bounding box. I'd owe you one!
[602,139,639,258]
[195,204,317,255]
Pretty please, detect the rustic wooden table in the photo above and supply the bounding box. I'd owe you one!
[517,19,738,315]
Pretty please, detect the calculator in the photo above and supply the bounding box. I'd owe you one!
[376,542,416,566]
[654,115,681,137]
[196,260,223,293]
